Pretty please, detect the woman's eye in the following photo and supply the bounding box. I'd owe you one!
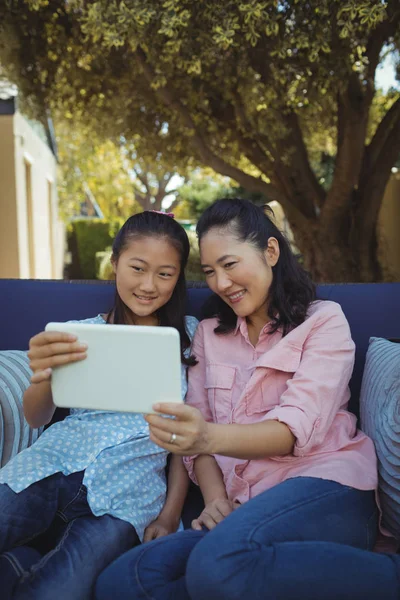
[224,262,236,269]
[203,270,214,277]
[132,266,143,272]
[160,272,172,278]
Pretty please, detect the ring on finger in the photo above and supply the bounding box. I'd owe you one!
[170,432,177,444]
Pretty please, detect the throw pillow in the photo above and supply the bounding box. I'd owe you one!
[360,337,400,539]
[0,350,43,467]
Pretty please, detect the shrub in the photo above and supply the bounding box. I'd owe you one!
[68,219,113,279]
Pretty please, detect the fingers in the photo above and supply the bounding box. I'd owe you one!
[143,525,168,542]
[192,512,217,531]
[29,351,87,373]
[143,526,157,543]
[191,519,203,531]
[192,506,226,531]
[29,331,77,347]
[151,403,196,420]
[28,330,88,373]
[149,424,182,445]
[28,341,87,360]
[148,431,184,454]
[30,369,52,384]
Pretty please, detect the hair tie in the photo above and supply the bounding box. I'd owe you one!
[149,210,175,219]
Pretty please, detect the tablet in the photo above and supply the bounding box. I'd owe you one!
[45,322,183,413]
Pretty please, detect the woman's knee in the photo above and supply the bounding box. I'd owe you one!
[96,530,204,600]
[186,532,262,600]
[95,545,150,600]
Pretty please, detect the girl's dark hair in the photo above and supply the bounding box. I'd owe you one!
[196,198,316,337]
[108,211,196,366]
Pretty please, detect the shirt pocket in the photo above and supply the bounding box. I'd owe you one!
[205,364,236,424]
[246,345,303,417]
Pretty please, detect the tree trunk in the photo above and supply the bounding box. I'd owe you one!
[288,210,382,283]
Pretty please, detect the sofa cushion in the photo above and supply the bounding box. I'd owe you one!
[0,351,43,467]
[360,337,400,539]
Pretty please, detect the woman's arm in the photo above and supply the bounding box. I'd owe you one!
[147,304,354,460]
[148,404,295,459]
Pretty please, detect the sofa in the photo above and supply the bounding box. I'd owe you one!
[1,278,400,529]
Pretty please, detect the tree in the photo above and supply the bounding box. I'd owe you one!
[1,0,399,281]
[57,124,185,219]
[120,143,184,212]
[56,121,141,222]
[174,171,234,220]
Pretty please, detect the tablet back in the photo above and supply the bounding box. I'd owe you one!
[45,322,182,413]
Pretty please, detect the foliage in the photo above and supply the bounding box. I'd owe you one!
[174,172,234,220]
[69,219,113,279]
[56,120,141,221]
[185,230,204,282]
[1,1,400,281]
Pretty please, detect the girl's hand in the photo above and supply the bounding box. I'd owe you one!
[28,331,88,384]
[145,403,213,456]
[143,515,180,542]
[192,498,241,531]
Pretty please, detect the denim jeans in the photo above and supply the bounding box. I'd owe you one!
[95,477,385,600]
[0,471,138,600]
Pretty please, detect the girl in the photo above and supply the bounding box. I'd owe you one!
[96,198,380,600]
[0,211,198,600]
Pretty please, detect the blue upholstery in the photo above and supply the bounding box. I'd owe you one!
[1,278,399,528]
[1,279,399,417]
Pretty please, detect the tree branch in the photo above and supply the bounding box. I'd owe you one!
[135,47,305,220]
[365,96,400,172]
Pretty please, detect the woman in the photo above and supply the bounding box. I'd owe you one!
[96,198,383,600]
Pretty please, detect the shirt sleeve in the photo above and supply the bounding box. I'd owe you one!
[263,303,356,457]
[183,321,214,483]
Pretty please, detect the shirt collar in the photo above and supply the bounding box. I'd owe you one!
[234,317,273,338]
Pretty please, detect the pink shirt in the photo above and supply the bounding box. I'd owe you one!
[183,300,378,504]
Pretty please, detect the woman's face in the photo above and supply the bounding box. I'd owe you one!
[200,228,279,323]
[112,236,181,325]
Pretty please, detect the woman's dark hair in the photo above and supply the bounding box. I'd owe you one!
[107,211,196,366]
[196,198,316,337]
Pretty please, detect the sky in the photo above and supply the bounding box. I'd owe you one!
[375,51,399,92]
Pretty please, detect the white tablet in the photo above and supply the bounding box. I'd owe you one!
[45,322,183,413]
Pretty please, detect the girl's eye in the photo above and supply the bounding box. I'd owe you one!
[160,272,172,278]
[203,270,214,277]
[132,266,143,272]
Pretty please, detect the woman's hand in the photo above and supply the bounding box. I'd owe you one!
[28,330,88,384]
[143,514,180,542]
[145,403,213,455]
[192,498,240,531]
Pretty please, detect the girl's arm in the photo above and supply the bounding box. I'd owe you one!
[24,381,56,428]
[24,330,87,428]
[143,454,190,542]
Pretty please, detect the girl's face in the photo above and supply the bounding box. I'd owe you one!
[200,228,279,323]
[112,236,181,325]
